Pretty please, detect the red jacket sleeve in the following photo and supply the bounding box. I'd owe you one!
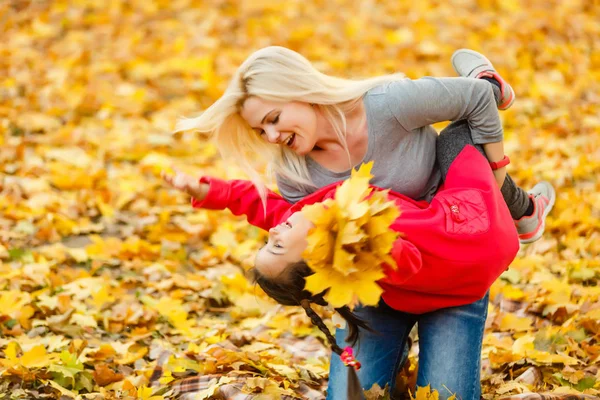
[379,238,423,286]
[190,177,292,231]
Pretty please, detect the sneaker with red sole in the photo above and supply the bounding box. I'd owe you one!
[515,181,556,244]
[450,48,516,110]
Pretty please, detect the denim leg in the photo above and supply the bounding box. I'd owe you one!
[326,301,416,400]
[415,291,490,400]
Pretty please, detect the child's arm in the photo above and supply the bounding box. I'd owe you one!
[161,170,292,231]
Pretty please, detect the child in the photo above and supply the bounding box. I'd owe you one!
[164,142,520,311]
[162,135,525,397]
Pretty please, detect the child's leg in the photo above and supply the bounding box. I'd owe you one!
[436,120,530,219]
[451,49,515,110]
[449,49,557,243]
[436,120,556,244]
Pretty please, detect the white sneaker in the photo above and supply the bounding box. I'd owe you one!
[451,49,516,110]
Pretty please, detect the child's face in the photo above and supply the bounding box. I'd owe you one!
[255,212,312,278]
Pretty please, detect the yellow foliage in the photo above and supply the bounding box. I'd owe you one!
[137,385,164,400]
[411,385,456,400]
[0,343,57,370]
[302,162,399,308]
[0,0,598,398]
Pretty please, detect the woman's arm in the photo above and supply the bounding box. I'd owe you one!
[387,77,503,141]
[162,171,292,231]
[386,77,507,187]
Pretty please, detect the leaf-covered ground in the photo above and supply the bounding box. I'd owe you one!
[0,0,599,399]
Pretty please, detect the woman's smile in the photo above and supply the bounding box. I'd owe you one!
[283,133,296,148]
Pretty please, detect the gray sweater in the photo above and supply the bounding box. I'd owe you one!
[277,77,502,203]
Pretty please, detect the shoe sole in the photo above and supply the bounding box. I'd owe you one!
[519,185,557,244]
[450,49,494,78]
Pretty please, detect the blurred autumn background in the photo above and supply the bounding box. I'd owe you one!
[0,0,599,399]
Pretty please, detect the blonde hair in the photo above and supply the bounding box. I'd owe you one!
[175,46,405,198]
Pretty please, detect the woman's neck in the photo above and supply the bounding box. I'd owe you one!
[313,100,367,153]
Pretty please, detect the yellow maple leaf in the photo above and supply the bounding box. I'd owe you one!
[1,342,20,368]
[305,225,336,266]
[44,380,78,398]
[332,248,356,275]
[302,162,400,308]
[334,162,374,211]
[0,291,31,319]
[20,345,55,369]
[338,220,366,246]
[137,385,164,400]
[210,224,239,258]
[410,385,456,400]
[498,313,533,332]
[301,199,336,226]
[91,285,116,309]
[70,313,98,328]
[411,385,438,400]
[115,345,149,366]
[16,305,35,330]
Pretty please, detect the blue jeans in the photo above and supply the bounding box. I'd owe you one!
[326,291,490,400]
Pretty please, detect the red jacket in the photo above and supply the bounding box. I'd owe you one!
[192,146,519,313]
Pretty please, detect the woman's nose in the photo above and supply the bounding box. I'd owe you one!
[264,127,280,143]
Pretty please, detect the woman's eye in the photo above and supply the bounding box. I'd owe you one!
[284,222,292,228]
[274,243,283,249]
[272,115,279,124]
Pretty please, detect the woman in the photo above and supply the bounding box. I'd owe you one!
[174,47,555,399]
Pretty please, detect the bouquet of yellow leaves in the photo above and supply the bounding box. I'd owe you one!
[301,162,400,309]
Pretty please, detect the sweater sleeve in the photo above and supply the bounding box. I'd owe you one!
[379,237,423,286]
[190,177,292,231]
[385,77,503,144]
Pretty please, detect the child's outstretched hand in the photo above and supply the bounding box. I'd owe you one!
[161,168,209,201]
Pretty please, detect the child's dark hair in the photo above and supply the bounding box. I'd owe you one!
[252,260,373,400]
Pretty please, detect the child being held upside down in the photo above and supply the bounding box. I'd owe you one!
[162,131,526,397]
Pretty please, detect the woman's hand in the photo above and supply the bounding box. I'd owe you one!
[161,168,209,201]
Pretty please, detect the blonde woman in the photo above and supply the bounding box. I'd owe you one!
[176,47,555,400]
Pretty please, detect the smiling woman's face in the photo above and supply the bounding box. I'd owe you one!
[241,97,319,156]
[255,212,313,278]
